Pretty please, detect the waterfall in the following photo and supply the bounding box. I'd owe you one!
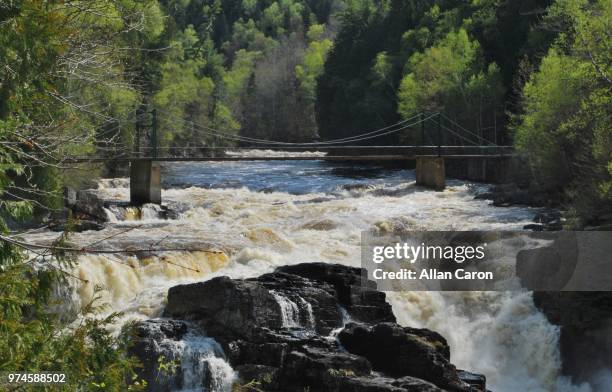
[177,334,236,392]
[141,203,164,220]
[24,163,602,391]
[270,291,318,330]
[329,306,352,341]
[298,296,316,329]
[270,291,301,327]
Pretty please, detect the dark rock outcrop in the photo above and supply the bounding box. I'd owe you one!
[47,188,108,230]
[338,323,471,391]
[456,371,486,391]
[164,272,343,340]
[132,263,486,391]
[276,263,396,325]
[73,190,109,221]
[533,292,612,383]
[474,183,559,210]
[164,263,395,340]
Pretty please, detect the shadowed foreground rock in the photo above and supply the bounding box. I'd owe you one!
[533,292,612,384]
[132,263,487,391]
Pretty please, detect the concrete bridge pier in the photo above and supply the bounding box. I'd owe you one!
[416,157,445,191]
[130,160,161,205]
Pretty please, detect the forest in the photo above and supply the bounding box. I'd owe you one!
[0,0,610,389]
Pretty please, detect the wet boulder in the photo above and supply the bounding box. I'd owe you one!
[276,263,396,324]
[533,292,612,383]
[457,371,487,391]
[234,335,447,392]
[338,322,471,391]
[153,264,487,392]
[164,276,285,342]
[73,190,109,221]
[278,345,372,387]
[165,271,346,340]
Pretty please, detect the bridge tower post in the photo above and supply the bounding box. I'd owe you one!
[130,108,161,205]
[416,156,445,191]
[151,108,158,159]
[135,106,142,157]
[437,112,442,156]
[420,112,425,146]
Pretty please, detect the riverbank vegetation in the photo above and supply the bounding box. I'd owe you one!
[317,0,609,226]
[0,0,610,388]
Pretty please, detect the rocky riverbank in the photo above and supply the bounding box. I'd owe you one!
[473,183,567,231]
[45,187,180,232]
[533,292,612,386]
[131,263,488,391]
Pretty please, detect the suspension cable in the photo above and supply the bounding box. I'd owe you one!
[438,113,496,146]
[154,108,429,146]
[441,125,482,146]
[155,110,436,146]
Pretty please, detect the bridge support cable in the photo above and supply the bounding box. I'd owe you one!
[153,108,430,147]
[152,110,437,148]
[441,125,486,147]
[438,113,497,146]
[153,106,424,145]
[60,105,511,163]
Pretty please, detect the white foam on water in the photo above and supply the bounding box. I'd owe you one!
[271,290,301,328]
[388,291,593,392]
[22,167,600,391]
[329,306,352,341]
[225,149,326,158]
[178,334,235,392]
[156,332,235,392]
[298,296,316,329]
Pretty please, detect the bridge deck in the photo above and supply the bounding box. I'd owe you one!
[71,154,513,163]
[70,146,514,163]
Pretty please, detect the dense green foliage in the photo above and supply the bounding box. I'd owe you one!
[514,0,611,225]
[317,0,610,223]
[147,0,339,147]
[0,1,339,389]
[317,0,554,143]
[0,1,154,389]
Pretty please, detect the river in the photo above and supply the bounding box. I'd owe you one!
[24,157,595,391]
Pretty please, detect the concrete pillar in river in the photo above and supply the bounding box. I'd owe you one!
[130,160,161,205]
[416,156,445,191]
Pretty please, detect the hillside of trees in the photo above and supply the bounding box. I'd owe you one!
[317,0,610,226]
[150,0,340,147]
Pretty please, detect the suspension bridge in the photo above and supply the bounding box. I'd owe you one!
[76,109,513,204]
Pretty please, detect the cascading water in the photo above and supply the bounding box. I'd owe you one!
[298,296,316,329]
[23,157,605,391]
[271,291,302,328]
[329,306,352,343]
[178,334,235,392]
[150,330,235,392]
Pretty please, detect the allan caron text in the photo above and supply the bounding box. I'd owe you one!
[371,242,493,281]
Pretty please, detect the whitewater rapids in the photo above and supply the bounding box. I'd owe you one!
[24,160,595,391]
